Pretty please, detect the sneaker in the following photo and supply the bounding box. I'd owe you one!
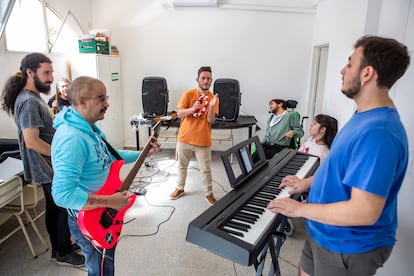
[52,244,81,259]
[71,243,81,253]
[205,194,217,205]
[170,188,184,200]
[56,252,85,267]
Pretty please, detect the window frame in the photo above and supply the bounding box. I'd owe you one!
[3,0,81,54]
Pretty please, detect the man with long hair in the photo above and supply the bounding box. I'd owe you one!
[1,52,84,266]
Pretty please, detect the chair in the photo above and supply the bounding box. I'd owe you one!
[0,176,23,244]
[0,177,48,258]
[0,149,20,163]
[286,100,308,150]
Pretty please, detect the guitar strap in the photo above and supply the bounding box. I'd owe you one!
[101,137,123,161]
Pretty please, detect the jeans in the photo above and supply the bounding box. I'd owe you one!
[68,215,116,276]
[41,183,72,255]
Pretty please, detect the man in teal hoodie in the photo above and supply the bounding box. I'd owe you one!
[51,76,159,276]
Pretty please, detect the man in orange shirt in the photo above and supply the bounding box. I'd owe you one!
[170,66,219,205]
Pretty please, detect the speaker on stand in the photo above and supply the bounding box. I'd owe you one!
[213,78,241,122]
[142,77,169,116]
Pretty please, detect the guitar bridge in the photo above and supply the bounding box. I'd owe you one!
[104,232,114,244]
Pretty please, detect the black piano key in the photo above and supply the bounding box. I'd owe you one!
[266,179,280,185]
[262,189,280,194]
[252,196,271,203]
[278,172,290,177]
[294,155,309,161]
[262,187,280,194]
[257,192,276,200]
[289,160,305,167]
[239,210,260,219]
[280,168,297,174]
[227,220,251,231]
[265,185,281,192]
[265,184,280,191]
[249,198,268,208]
[269,177,282,182]
[258,193,279,200]
[285,164,299,170]
[222,227,244,237]
[233,215,256,224]
[243,205,265,214]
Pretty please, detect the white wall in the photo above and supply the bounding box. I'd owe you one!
[90,0,316,147]
[311,0,368,129]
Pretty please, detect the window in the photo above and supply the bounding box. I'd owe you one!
[4,0,82,53]
[5,0,48,52]
[0,0,16,41]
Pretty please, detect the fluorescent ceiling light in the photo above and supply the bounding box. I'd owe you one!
[172,0,218,8]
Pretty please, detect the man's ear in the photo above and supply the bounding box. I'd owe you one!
[360,65,375,83]
[78,96,87,106]
[26,68,34,77]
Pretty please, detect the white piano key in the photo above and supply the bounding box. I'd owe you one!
[228,209,275,244]
[295,156,319,178]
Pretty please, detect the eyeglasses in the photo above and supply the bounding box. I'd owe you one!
[87,95,109,103]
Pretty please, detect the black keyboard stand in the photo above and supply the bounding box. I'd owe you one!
[253,216,288,276]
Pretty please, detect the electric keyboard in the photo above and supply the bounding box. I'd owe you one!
[185,148,319,266]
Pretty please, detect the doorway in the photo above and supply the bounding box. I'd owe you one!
[307,44,329,130]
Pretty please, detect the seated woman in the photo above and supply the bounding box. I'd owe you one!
[281,114,338,191]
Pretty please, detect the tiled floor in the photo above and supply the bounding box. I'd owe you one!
[0,149,307,275]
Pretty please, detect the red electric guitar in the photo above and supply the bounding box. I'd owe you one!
[77,121,160,249]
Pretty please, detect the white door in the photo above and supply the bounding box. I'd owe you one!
[308,45,329,123]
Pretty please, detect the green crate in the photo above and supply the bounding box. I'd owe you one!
[78,40,110,54]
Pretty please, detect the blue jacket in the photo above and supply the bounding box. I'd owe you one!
[51,107,139,211]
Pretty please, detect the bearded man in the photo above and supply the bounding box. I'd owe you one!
[1,53,84,265]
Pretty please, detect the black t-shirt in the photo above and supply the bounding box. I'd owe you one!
[48,95,71,112]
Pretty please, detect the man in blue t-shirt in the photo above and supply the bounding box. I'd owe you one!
[267,35,410,276]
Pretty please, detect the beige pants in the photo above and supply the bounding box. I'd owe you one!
[176,141,213,196]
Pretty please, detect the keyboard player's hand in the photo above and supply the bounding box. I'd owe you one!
[280,175,312,194]
[267,197,302,218]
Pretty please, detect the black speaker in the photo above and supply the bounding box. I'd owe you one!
[142,77,169,116]
[213,78,241,122]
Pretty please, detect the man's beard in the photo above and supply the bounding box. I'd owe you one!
[34,74,51,94]
[199,84,210,92]
[341,77,361,99]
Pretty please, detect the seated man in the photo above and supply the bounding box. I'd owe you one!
[254,99,304,161]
